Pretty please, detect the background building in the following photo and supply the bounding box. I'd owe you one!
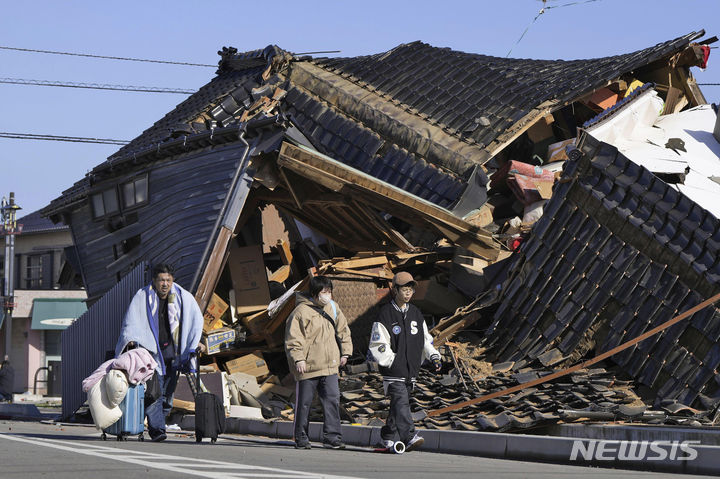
[0,209,85,396]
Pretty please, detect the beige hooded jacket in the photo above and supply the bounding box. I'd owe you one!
[284,293,353,381]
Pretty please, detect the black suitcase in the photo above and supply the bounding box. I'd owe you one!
[188,354,225,444]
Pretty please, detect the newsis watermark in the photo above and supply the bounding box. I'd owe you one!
[569,440,700,461]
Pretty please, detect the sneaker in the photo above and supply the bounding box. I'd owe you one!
[166,424,181,432]
[151,432,167,442]
[405,434,424,452]
[294,440,312,449]
[323,441,346,450]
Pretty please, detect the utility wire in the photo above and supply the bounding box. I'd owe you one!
[0,45,215,67]
[698,83,720,86]
[507,0,602,57]
[0,77,194,94]
[0,132,128,145]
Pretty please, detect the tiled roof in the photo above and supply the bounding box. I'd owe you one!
[43,32,703,217]
[17,209,68,234]
[283,86,466,208]
[484,133,720,410]
[312,33,702,149]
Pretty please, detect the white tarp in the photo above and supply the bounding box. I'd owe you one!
[585,89,720,218]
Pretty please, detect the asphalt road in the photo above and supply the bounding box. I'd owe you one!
[0,420,708,479]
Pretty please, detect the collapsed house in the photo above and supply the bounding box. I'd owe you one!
[41,30,719,429]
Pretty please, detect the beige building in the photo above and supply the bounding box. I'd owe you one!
[0,209,85,396]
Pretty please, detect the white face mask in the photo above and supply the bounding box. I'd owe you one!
[317,292,332,306]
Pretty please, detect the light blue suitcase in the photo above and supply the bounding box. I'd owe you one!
[102,383,145,441]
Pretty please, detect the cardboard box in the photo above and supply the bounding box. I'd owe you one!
[228,244,271,315]
[526,115,555,143]
[204,328,235,355]
[588,87,620,111]
[224,352,269,378]
[203,293,229,333]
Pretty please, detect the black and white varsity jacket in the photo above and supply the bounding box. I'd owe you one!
[368,300,440,381]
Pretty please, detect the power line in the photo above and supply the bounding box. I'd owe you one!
[0,77,195,94]
[507,0,602,57]
[0,132,128,145]
[698,83,720,86]
[0,45,215,67]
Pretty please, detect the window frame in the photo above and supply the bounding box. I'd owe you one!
[120,174,149,210]
[90,174,148,220]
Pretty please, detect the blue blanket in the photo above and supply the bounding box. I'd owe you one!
[115,283,203,375]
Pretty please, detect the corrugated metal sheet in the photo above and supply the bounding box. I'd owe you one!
[61,261,148,420]
[69,143,250,299]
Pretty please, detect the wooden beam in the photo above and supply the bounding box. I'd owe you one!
[278,143,500,259]
[351,201,416,252]
[278,167,304,209]
[268,264,291,283]
[676,66,707,106]
[329,256,389,270]
[331,266,393,280]
[484,99,559,158]
[194,225,233,312]
[276,239,293,265]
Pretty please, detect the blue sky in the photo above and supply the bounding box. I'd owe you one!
[2,0,718,216]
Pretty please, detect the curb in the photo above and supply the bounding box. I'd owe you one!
[179,415,720,475]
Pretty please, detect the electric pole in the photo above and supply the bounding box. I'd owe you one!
[1,192,22,359]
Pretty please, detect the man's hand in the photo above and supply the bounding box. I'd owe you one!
[340,356,348,367]
[197,342,207,354]
[431,355,442,372]
[296,360,307,374]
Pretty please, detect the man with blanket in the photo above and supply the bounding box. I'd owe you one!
[116,263,203,442]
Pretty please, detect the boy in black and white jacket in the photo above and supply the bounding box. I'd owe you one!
[368,272,441,452]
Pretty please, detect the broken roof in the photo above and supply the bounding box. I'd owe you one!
[484,132,720,411]
[44,31,705,217]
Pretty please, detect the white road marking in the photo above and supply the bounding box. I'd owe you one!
[0,433,364,479]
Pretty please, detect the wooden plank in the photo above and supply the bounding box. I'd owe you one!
[331,266,393,280]
[330,256,389,270]
[431,311,481,346]
[484,99,559,158]
[268,264,291,283]
[276,239,293,265]
[351,201,416,252]
[278,166,304,209]
[194,225,233,312]
[263,293,297,335]
[676,66,707,106]
[663,86,684,115]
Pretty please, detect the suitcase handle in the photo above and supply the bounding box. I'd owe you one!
[189,348,202,397]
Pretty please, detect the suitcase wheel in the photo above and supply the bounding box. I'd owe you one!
[211,438,217,444]
[101,433,107,441]
[139,434,144,442]
[195,435,202,443]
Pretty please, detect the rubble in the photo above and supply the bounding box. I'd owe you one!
[42,31,720,435]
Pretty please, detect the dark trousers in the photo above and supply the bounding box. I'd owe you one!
[146,362,179,438]
[381,381,415,444]
[293,374,341,444]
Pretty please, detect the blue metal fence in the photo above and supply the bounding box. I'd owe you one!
[61,262,148,420]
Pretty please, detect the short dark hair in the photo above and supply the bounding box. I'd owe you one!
[152,263,175,279]
[309,276,333,297]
